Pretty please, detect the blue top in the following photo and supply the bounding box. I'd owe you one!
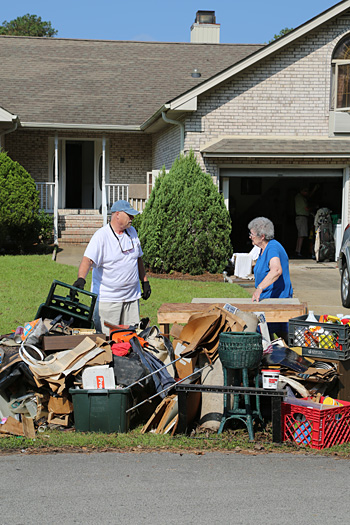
[254,239,293,299]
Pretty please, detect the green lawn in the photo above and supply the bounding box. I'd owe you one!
[0,254,250,334]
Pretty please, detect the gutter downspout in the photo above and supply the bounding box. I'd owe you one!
[102,136,107,226]
[0,120,18,150]
[161,112,184,154]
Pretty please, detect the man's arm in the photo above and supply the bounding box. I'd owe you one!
[71,256,93,295]
[77,256,93,280]
[137,257,148,283]
[138,257,151,300]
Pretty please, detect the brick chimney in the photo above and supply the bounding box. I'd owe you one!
[190,10,220,43]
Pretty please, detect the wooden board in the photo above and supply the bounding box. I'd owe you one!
[158,302,308,336]
[42,333,106,351]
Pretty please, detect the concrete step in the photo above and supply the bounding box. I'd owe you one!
[60,227,102,235]
[59,219,104,228]
[59,233,95,243]
[58,209,101,215]
[58,209,103,243]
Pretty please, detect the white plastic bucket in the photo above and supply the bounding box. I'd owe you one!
[261,369,279,390]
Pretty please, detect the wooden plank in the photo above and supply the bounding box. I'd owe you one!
[192,298,301,305]
[42,333,106,351]
[157,302,307,326]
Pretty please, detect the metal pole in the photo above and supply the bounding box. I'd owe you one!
[125,364,212,413]
[125,355,183,390]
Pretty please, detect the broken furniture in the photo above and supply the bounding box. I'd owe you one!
[36,280,97,329]
[176,383,285,442]
[158,300,307,337]
[217,331,264,439]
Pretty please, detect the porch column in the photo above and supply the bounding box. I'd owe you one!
[102,136,107,226]
[54,134,59,245]
[222,177,229,211]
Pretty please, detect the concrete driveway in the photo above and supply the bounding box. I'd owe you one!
[56,244,347,316]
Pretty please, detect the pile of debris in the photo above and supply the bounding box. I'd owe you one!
[0,280,346,445]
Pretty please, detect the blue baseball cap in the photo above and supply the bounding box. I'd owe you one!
[110,200,139,215]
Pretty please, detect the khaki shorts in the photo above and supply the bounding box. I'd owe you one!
[296,216,308,238]
[93,300,140,335]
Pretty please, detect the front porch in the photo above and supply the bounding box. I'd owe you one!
[36,182,147,244]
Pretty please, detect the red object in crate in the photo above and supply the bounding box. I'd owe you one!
[282,397,350,450]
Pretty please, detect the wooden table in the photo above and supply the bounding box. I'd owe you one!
[158,301,308,337]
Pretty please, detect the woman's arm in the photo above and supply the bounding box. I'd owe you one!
[252,256,282,302]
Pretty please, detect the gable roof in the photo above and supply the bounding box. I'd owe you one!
[167,0,350,111]
[0,36,263,130]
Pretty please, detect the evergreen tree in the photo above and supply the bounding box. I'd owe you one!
[0,152,41,250]
[138,151,232,275]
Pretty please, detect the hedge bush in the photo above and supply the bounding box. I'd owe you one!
[0,151,42,250]
[138,151,232,275]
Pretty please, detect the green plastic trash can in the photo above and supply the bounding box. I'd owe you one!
[69,388,131,433]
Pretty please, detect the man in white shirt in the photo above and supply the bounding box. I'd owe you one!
[72,200,151,335]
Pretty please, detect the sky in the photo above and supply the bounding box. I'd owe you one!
[0,0,344,44]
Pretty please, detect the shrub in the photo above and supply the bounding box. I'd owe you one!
[0,151,40,250]
[34,210,54,244]
[138,151,232,275]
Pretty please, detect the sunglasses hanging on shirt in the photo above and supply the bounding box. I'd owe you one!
[109,223,134,253]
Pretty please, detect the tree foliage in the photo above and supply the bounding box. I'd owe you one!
[268,27,293,43]
[138,151,232,275]
[0,14,57,37]
[0,151,47,250]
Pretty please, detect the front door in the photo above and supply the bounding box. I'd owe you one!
[65,140,94,209]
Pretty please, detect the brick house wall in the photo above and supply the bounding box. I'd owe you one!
[5,129,49,181]
[182,17,350,179]
[152,122,183,170]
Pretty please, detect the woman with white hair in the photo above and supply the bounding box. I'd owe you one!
[248,217,293,303]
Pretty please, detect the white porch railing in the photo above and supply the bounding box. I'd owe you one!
[35,182,55,212]
[106,183,147,212]
[35,182,147,214]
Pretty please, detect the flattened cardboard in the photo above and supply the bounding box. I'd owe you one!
[0,416,24,436]
[174,342,198,379]
[22,416,36,438]
[48,396,74,414]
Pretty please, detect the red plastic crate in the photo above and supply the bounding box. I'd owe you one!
[282,398,350,450]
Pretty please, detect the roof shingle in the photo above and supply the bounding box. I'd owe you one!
[0,36,263,127]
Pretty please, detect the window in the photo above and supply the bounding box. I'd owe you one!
[332,35,350,111]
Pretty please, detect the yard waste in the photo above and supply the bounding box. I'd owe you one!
[0,284,350,447]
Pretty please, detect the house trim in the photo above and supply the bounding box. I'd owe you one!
[20,122,142,132]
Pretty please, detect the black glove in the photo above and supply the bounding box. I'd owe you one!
[70,277,86,301]
[141,281,151,300]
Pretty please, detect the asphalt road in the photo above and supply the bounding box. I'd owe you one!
[0,451,348,525]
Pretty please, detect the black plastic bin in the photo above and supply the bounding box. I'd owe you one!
[36,280,97,328]
[288,314,350,360]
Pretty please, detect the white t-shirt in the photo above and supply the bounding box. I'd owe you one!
[84,224,143,302]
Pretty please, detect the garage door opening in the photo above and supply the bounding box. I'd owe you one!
[221,168,343,257]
